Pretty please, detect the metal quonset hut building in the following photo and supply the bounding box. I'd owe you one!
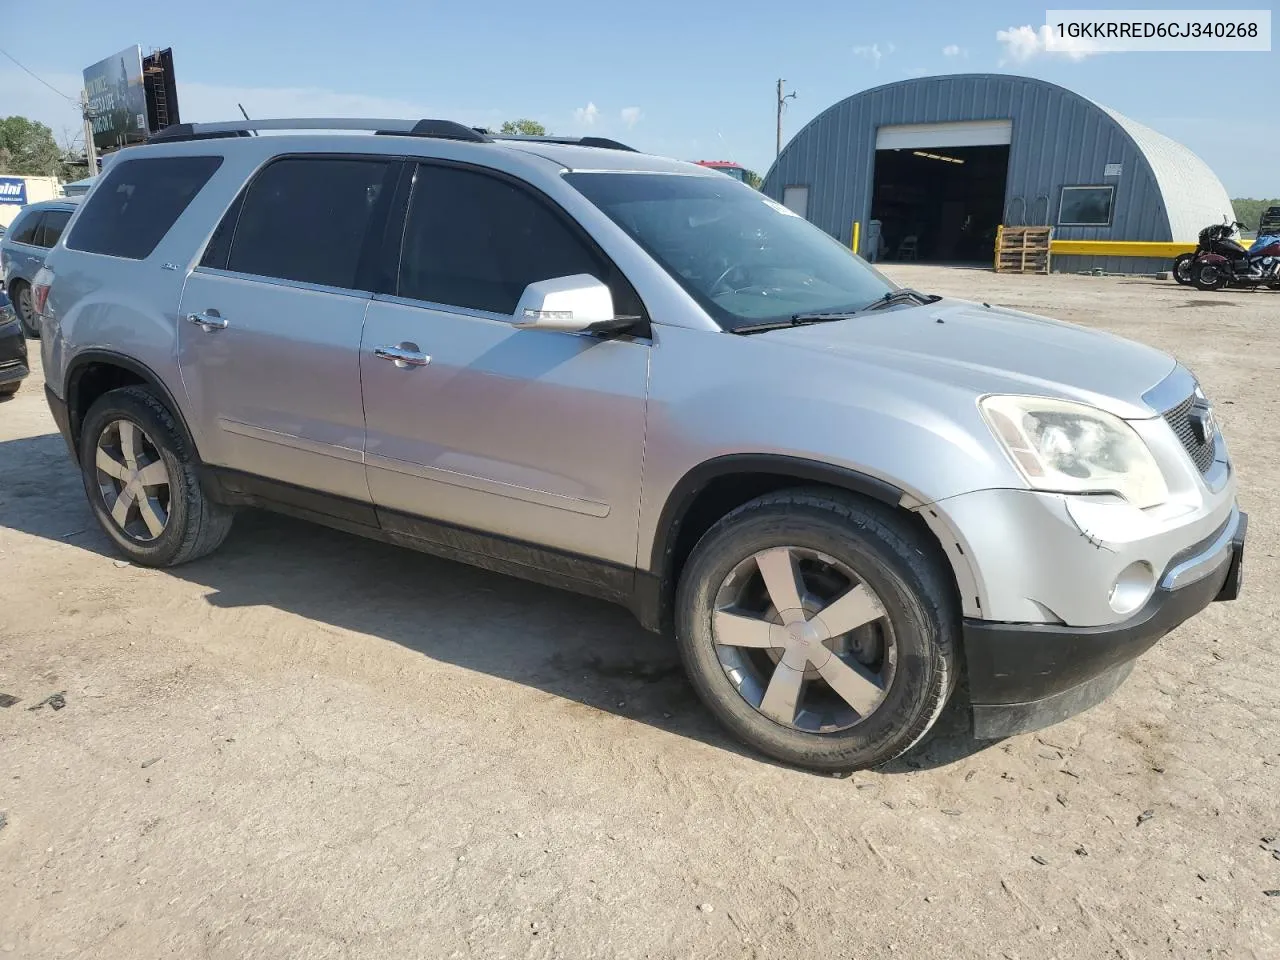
[762,73,1234,274]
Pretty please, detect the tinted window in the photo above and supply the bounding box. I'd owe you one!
[399,165,611,315]
[34,209,73,248]
[199,193,246,270]
[67,156,222,259]
[226,157,393,289]
[1058,186,1115,226]
[10,211,41,246]
[567,172,894,330]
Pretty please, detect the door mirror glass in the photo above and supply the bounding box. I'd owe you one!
[513,274,623,332]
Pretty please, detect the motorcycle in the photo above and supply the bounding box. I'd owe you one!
[1172,220,1248,286]
[1192,230,1280,291]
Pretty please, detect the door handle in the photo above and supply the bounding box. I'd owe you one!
[186,310,228,332]
[374,343,431,368]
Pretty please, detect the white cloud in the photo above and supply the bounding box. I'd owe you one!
[853,42,894,67]
[996,24,1098,64]
[942,44,967,58]
[573,101,600,126]
[620,106,642,128]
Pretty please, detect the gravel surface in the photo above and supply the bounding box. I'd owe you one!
[1,266,1277,959]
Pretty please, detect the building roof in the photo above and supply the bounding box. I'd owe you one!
[764,74,1233,244]
[1091,103,1233,240]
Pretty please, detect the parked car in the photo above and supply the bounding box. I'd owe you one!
[36,118,1245,771]
[1259,205,1280,236]
[0,288,28,398]
[2,197,81,337]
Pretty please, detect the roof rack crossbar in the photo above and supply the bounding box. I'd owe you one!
[148,118,492,144]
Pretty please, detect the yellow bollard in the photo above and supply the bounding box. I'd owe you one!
[993,224,1004,271]
[852,220,861,256]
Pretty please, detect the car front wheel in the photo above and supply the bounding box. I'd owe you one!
[79,385,234,566]
[674,489,958,771]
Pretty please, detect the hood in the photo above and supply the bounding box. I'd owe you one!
[761,298,1177,419]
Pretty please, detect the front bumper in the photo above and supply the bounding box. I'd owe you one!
[964,507,1246,739]
[0,319,28,388]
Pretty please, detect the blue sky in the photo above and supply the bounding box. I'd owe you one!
[3,0,1276,195]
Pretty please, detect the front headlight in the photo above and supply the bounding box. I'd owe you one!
[979,395,1169,508]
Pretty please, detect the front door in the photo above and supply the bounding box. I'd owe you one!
[178,155,399,503]
[360,162,650,567]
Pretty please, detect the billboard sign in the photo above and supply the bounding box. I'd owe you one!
[0,177,28,205]
[83,45,148,151]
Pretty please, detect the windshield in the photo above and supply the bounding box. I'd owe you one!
[565,172,895,330]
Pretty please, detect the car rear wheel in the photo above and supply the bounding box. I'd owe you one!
[674,489,958,771]
[79,385,234,567]
[11,281,38,338]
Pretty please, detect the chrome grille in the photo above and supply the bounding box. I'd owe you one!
[1163,393,1216,474]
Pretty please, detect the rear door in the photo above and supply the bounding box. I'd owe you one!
[359,162,650,566]
[3,210,46,284]
[178,155,400,504]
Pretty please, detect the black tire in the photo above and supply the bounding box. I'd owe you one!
[1192,262,1229,291]
[10,280,38,338]
[79,385,234,566]
[0,382,19,399]
[1172,253,1195,285]
[674,488,958,772]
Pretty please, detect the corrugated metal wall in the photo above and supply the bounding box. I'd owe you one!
[762,74,1174,274]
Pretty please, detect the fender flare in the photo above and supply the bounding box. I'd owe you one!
[64,349,200,456]
[646,453,907,574]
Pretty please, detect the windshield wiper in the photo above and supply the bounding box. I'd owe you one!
[733,314,853,334]
[732,289,942,335]
[859,288,942,312]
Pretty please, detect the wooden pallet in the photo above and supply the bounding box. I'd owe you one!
[994,226,1052,274]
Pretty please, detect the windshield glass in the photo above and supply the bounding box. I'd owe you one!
[565,172,895,330]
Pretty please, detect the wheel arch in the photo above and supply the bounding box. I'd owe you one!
[64,350,199,458]
[638,454,982,632]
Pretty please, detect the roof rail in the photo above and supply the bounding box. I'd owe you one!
[147,118,492,144]
[488,134,638,153]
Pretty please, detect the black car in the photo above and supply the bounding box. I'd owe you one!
[0,288,28,398]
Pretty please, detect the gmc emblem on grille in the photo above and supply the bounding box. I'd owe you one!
[1189,402,1217,445]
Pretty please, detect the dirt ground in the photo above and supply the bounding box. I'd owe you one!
[1,266,1278,960]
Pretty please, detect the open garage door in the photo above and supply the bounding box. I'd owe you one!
[870,121,1012,264]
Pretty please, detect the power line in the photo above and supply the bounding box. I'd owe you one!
[0,46,77,102]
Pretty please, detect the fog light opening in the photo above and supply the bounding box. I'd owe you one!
[1109,561,1156,616]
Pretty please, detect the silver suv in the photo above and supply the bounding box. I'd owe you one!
[37,118,1245,771]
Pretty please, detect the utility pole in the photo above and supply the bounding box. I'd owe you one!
[776,78,796,158]
[79,93,98,176]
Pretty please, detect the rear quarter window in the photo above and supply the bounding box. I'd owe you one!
[66,155,223,260]
[8,211,41,246]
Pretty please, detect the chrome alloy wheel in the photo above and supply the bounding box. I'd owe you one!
[711,546,896,732]
[94,419,171,541]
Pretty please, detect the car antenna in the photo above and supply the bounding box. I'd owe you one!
[238,103,256,135]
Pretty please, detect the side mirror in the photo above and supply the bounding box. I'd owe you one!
[512,274,631,333]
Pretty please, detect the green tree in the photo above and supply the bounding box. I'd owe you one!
[0,116,71,179]
[1232,198,1280,232]
[500,119,548,136]
[743,169,763,190]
